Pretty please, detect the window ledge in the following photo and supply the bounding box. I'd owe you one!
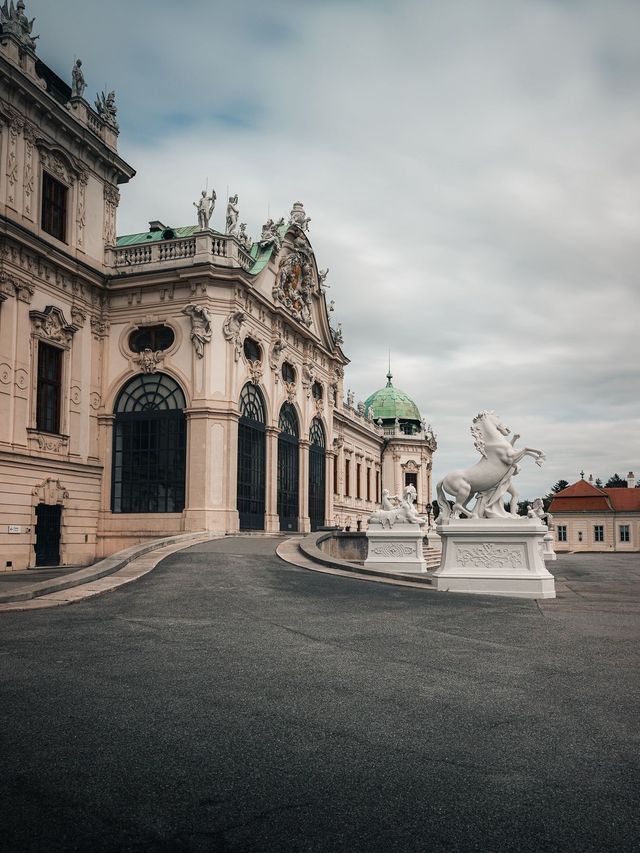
[26,429,70,453]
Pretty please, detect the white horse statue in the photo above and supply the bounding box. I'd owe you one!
[436,411,545,522]
[369,485,424,528]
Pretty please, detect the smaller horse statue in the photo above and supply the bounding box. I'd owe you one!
[436,411,545,522]
[369,485,424,528]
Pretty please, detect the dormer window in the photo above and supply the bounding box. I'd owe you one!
[41,172,67,242]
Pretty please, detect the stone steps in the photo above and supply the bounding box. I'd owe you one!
[422,542,442,570]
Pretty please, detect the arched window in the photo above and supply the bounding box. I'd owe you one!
[237,383,266,529]
[278,403,300,532]
[112,374,186,514]
[308,417,326,530]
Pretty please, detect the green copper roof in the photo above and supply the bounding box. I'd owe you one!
[365,372,422,422]
[116,225,201,246]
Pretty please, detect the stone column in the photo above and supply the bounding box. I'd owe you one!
[325,449,336,526]
[265,425,280,533]
[96,413,114,556]
[298,438,311,533]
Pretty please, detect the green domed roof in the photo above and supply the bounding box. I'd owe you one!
[365,372,422,423]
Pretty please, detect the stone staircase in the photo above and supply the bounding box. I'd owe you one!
[423,539,442,571]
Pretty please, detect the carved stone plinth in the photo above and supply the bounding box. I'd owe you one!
[431,519,556,599]
[543,531,557,561]
[365,523,427,574]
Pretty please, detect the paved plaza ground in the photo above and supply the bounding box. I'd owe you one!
[1,538,638,852]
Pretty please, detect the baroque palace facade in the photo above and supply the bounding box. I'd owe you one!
[0,8,436,571]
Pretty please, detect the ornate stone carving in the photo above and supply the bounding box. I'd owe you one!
[94,90,118,130]
[182,303,212,358]
[301,361,315,398]
[5,111,22,206]
[22,122,35,218]
[370,543,415,558]
[246,358,263,384]
[402,459,419,472]
[369,485,423,529]
[70,386,81,406]
[89,392,101,410]
[269,336,285,374]
[29,305,78,346]
[288,201,310,231]
[258,217,284,252]
[346,389,355,409]
[272,236,314,327]
[103,184,120,246]
[237,223,252,250]
[15,280,33,303]
[222,310,246,362]
[318,268,329,290]
[314,396,325,416]
[36,433,69,453]
[0,363,11,384]
[332,323,344,346]
[70,306,86,327]
[455,543,524,569]
[357,400,365,417]
[0,274,16,298]
[76,169,88,247]
[90,315,110,339]
[436,411,545,522]
[32,477,69,505]
[71,59,86,98]
[284,381,296,404]
[14,368,28,390]
[194,188,215,230]
[0,1,39,49]
[136,347,165,374]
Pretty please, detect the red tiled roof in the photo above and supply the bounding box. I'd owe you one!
[549,479,640,513]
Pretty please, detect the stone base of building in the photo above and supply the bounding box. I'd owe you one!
[431,519,556,599]
[364,523,427,573]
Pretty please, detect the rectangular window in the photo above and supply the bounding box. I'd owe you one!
[345,459,350,497]
[620,525,630,543]
[366,468,371,502]
[36,342,62,433]
[594,525,604,543]
[41,172,68,242]
[557,525,567,542]
[333,455,338,495]
[356,463,361,499]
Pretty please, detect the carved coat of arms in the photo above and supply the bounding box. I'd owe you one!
[272,237,314,327]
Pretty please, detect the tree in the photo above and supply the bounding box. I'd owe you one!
[551,480,569,493]
[517,500,531,517]
[605,474,628,488]
[595,478,603,488]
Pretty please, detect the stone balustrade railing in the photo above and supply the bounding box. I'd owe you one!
[107,233,255,273]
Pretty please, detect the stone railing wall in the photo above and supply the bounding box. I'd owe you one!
[107,232,255,273]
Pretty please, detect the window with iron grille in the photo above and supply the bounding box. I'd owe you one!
[36,342,62,434]
[594,525,604,543]
[111,373,186,514]
[41,172,68,242]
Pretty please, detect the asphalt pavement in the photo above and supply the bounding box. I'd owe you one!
[0,538,638,852]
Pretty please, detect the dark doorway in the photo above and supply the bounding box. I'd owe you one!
[277,404,299,532]
[237,384,266,530]
[308,418,326,532]
[34,503,62,566]
[405,472,418,492]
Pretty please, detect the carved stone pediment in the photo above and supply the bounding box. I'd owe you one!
[402,459,419,472]
[36,140,80,186]
[29,305,78,346]
[272,236,314,328]
[32,477,69,505]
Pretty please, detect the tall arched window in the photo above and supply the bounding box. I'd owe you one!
[237,383,266,530]
[112,373,186,513]
[277,403,299,532]
[308,418,326,531]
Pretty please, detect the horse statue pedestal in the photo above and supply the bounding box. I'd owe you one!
[365,523,427,574]
[431,518,556,598]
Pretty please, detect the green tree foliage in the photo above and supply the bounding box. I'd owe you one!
[551,480,569,493]
[605,473,628,488]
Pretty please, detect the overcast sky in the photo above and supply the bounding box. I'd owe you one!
[35,0,639,498]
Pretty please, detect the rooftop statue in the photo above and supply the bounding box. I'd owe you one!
[259,217,283,252]
[95,90,119,130]
[237,223,252,250]
[288,201,310,231]
[436,411,545,522]
[71,59,86,98]
[1,0,38,49]
[194,188,215,230]
[225,194,239,235]
[318,268,329,291]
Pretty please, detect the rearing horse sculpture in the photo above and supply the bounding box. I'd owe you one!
[436,411,545,521]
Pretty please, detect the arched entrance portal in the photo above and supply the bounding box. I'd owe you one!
[277,403,299,532]
[237,383,266,530]
[308,418,326,531]
[111,373,186,514]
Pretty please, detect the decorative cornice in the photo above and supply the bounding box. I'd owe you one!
[29,305,78,346]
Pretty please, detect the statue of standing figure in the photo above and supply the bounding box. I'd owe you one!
[194,189,215,230]
[225,194,239,235]
[181,303,212,358]
[71,59,86,98]
[95,90,118,129]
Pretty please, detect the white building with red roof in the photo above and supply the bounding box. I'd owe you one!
[549,473,640,552]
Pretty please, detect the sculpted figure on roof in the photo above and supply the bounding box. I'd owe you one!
[259,218,283,252]
[1,0,38,49]
[71,59,86,98]
[194,188,215,230]
[225,194,239,235]
[288,201,311,232]
[95,90,119,130]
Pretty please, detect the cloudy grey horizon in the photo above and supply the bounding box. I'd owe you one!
[36,0,639,499]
